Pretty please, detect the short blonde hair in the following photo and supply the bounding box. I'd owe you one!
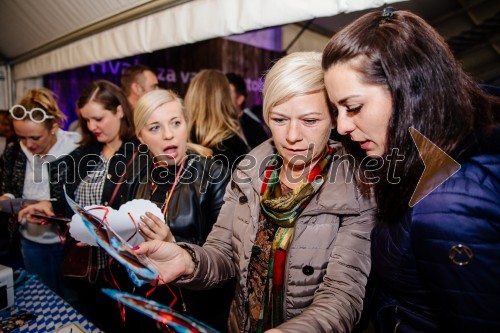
[262,52,327,125]
[134,89,212,157]
[134,89,184,135]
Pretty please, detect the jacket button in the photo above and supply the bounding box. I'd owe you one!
[107,173,112,180]
[302,265,314,276]
[103,201,108,206]
[239,195,248,204]
[251,246,261,255]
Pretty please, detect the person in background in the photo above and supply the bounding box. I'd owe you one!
[226,73,270,149]
[0,111,15,157]
[184,69,250,170]
[126,89,233,332]
[0,88,80,294]
[322,8,500,332]
[19,80,139,332]
[134,52,376,333]
[121,64,159,108]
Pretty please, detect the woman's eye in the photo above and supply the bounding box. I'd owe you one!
[172,121,181,127]
[271,118,286,124]
[149,125,159,132]
[346,105,362,113]
[303,119,318,125]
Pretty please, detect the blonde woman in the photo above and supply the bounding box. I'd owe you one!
[0,88,80,294]
[134,53,376,332]
[18,81,138,332]
[126,89,233,332]
[184,69,250,170]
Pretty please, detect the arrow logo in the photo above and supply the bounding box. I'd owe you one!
[408,127,461,207]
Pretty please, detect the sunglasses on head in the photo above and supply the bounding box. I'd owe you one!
[9,104,54,123]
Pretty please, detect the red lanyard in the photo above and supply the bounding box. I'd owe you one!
[161,161,185,217]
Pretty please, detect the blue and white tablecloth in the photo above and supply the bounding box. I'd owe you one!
[0,274,101,333]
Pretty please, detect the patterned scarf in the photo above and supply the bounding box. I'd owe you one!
[247,145,334,332]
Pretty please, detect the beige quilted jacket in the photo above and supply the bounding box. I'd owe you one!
[177,140,376,333]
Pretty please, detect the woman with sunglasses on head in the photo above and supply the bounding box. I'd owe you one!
[134,52,377,333]
[322,8,500,332]
[0,88,80,295]
[19,80,139,332]
[123,89,233,332]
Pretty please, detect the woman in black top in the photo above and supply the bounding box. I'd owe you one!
[126,89,233,332]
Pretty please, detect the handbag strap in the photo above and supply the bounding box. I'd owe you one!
[108,149,139,206]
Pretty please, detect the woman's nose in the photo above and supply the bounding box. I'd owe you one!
[336,111,356,135]
[162,127,173,140]
[24,138,36,148]
[286,121,303,143]
[87,120,96,131]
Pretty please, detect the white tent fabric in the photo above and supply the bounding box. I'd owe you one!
[0,66,12,109]
[282,25,331,53]
[13,0,402,81]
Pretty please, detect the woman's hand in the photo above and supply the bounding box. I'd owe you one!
[17,200,54,223]
[134,240,195,283]
[139,212,175,242]
[0,195,11,212]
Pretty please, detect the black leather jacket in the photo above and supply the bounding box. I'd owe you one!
[127,152,234,332]
[128,152,230,244]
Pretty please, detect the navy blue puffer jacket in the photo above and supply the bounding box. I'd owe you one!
[371,129,500,333]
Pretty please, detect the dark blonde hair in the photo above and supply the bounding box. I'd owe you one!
[18,88,66,129]
[184,69,245,150]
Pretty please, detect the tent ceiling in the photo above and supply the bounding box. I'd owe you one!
[303,0,500,84]
[0,0,498,84]
[0,0,188,62]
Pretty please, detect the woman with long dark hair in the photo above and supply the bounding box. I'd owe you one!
[322,8,499,332]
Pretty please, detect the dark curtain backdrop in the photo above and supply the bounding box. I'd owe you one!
[43,38,282,129]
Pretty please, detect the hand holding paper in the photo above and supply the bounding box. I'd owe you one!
[65,193,159,284]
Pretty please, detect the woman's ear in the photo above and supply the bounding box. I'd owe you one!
[50,122,59,134]
[136,131,144,144]
[116,105,124,119]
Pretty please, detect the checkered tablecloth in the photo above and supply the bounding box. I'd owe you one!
[0,275,101,333]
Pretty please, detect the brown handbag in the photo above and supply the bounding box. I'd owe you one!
[61,149,139,283]
[61,236,99,284]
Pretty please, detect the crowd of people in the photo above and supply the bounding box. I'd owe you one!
[0,7,498,333]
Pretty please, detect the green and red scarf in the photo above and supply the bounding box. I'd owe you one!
[247,145,335,332]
